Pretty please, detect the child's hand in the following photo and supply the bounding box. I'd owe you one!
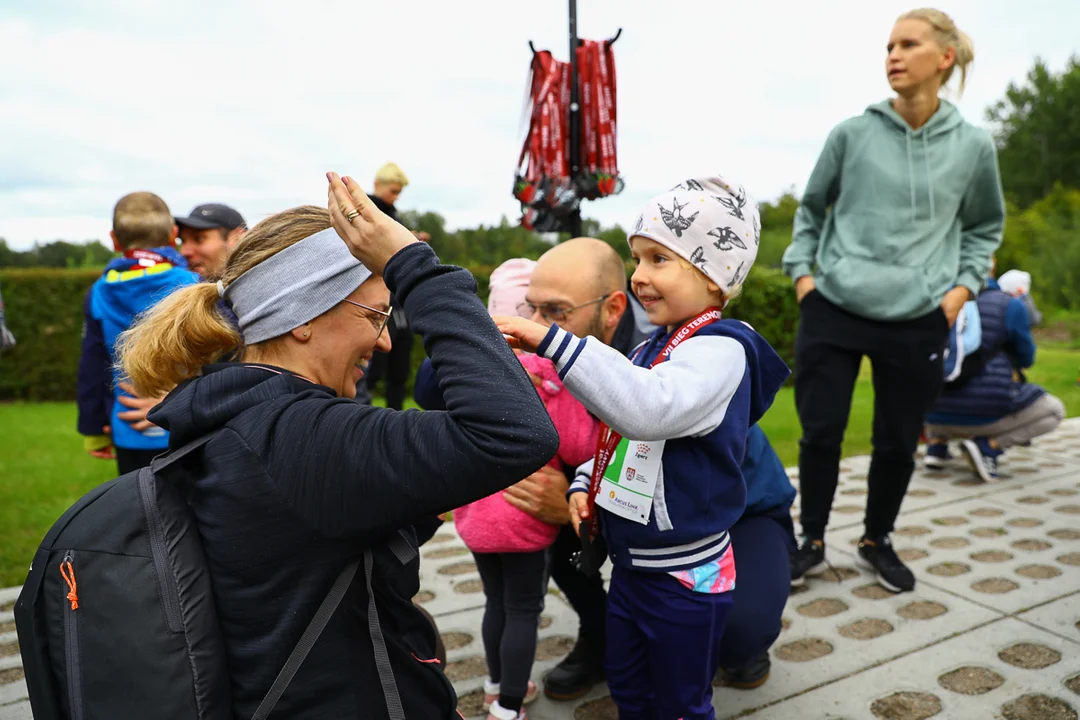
[493,316,551,354]
[569,493,590,537]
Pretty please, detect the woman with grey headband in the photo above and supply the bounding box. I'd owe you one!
[117,173,559,719]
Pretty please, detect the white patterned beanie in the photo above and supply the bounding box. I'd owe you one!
[627,176,761,295]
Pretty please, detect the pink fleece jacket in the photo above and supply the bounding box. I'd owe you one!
[455,353,600,554]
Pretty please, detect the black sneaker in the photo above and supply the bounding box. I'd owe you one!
[543,634,605,701]
[718,652,771,689]
[857,536,915,593]
[790,536,826,587]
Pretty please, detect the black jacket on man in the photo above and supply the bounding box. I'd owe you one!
[149,243,559,718]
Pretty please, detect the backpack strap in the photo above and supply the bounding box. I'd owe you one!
[251,559,361,720]
[363,548,407,719]
[150,432,219,474]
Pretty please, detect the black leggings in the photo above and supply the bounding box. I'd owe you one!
[795,291,948,540]
[473,549,548,707]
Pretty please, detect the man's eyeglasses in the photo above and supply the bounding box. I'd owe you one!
[343,299,393,338]
[516,294,611,324]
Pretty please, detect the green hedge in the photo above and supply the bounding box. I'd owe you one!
[0,264,798,402]
[1,269,101,401]
[726,267,798,371]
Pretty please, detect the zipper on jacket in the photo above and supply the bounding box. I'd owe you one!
[137,469,183,632]
[61,552,84,720]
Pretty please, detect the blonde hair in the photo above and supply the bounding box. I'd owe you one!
[113,192,174,250]
[899,8,975,95]
[374,162,410,187]
[118,205,332,397]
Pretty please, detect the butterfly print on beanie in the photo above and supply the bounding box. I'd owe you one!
[659,199,699,238]
[751,214,761,245]
[690,246,707,270]
[708,226,748,251]
[632,214,645,235]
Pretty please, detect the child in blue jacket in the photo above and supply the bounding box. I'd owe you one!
[498,176,789,719]
[77,192,199,474]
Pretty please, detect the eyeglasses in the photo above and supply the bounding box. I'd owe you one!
[516,294,611,324]
[342,299,393,338]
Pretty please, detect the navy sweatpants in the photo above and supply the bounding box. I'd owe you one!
[606,565,733,719]
[719,512,796,669]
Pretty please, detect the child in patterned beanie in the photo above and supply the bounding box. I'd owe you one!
[497,175,790,718]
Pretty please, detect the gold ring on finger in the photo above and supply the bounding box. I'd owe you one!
[346,209,360,220]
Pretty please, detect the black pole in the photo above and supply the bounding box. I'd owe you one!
[567,0,582,237]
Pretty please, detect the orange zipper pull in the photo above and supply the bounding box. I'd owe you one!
[60,560,79,610]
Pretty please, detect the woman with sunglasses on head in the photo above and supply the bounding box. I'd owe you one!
[117,173,559,719]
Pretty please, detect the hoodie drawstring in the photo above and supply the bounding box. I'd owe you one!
[923,132,935,224]
[905,131,916,224]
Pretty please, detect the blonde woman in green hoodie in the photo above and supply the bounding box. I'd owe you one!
[782,8,1005,593]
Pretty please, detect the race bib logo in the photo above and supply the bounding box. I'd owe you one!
[609,490,617,499]
[636,443,650,456]
[625,467,636,483]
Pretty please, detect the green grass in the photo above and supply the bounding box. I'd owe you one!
[0,347,1076,587]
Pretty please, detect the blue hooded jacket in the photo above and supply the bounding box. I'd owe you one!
[77,247,199,451]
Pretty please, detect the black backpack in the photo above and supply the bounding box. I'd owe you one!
[14,434,359,720]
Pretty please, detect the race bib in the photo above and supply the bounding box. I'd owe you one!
[597,437,665,525]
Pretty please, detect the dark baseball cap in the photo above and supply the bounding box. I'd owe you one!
[174,203,246,231]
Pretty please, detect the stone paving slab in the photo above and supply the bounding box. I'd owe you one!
[1017,590,1080,645]
[827,494,1080,616]
[745,617,1080,720]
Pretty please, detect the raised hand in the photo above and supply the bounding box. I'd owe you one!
[326,172,418,274]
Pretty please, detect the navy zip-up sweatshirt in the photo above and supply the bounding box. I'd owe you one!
[552,319,790,571]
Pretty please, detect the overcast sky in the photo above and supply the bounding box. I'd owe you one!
[1,0,1077,249]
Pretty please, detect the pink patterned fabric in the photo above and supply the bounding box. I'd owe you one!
[669,543,737,594]
[455,354,600,553]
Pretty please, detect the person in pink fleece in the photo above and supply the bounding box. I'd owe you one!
[454,257,600,720]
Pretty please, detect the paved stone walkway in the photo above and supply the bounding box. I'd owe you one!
[3,419,1079,719]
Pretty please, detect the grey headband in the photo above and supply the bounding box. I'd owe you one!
[221,227,373,344]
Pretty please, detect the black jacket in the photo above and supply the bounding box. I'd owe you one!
[149,243,558,718]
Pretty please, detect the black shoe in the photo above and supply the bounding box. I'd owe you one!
[790,536,826,586]
[718,652,771,689]
[857,536,915,593]
[543,635,605,701]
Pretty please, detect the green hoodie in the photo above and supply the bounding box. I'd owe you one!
[782,99,1005,321]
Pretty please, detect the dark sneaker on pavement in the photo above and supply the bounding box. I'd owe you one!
[923,440,953,469]
[959,437,1002,482]
[718,652,772,690]
[790,536,826,587]
[857,536,915,593]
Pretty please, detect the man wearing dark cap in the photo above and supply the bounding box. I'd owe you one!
[176,203,247,278]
